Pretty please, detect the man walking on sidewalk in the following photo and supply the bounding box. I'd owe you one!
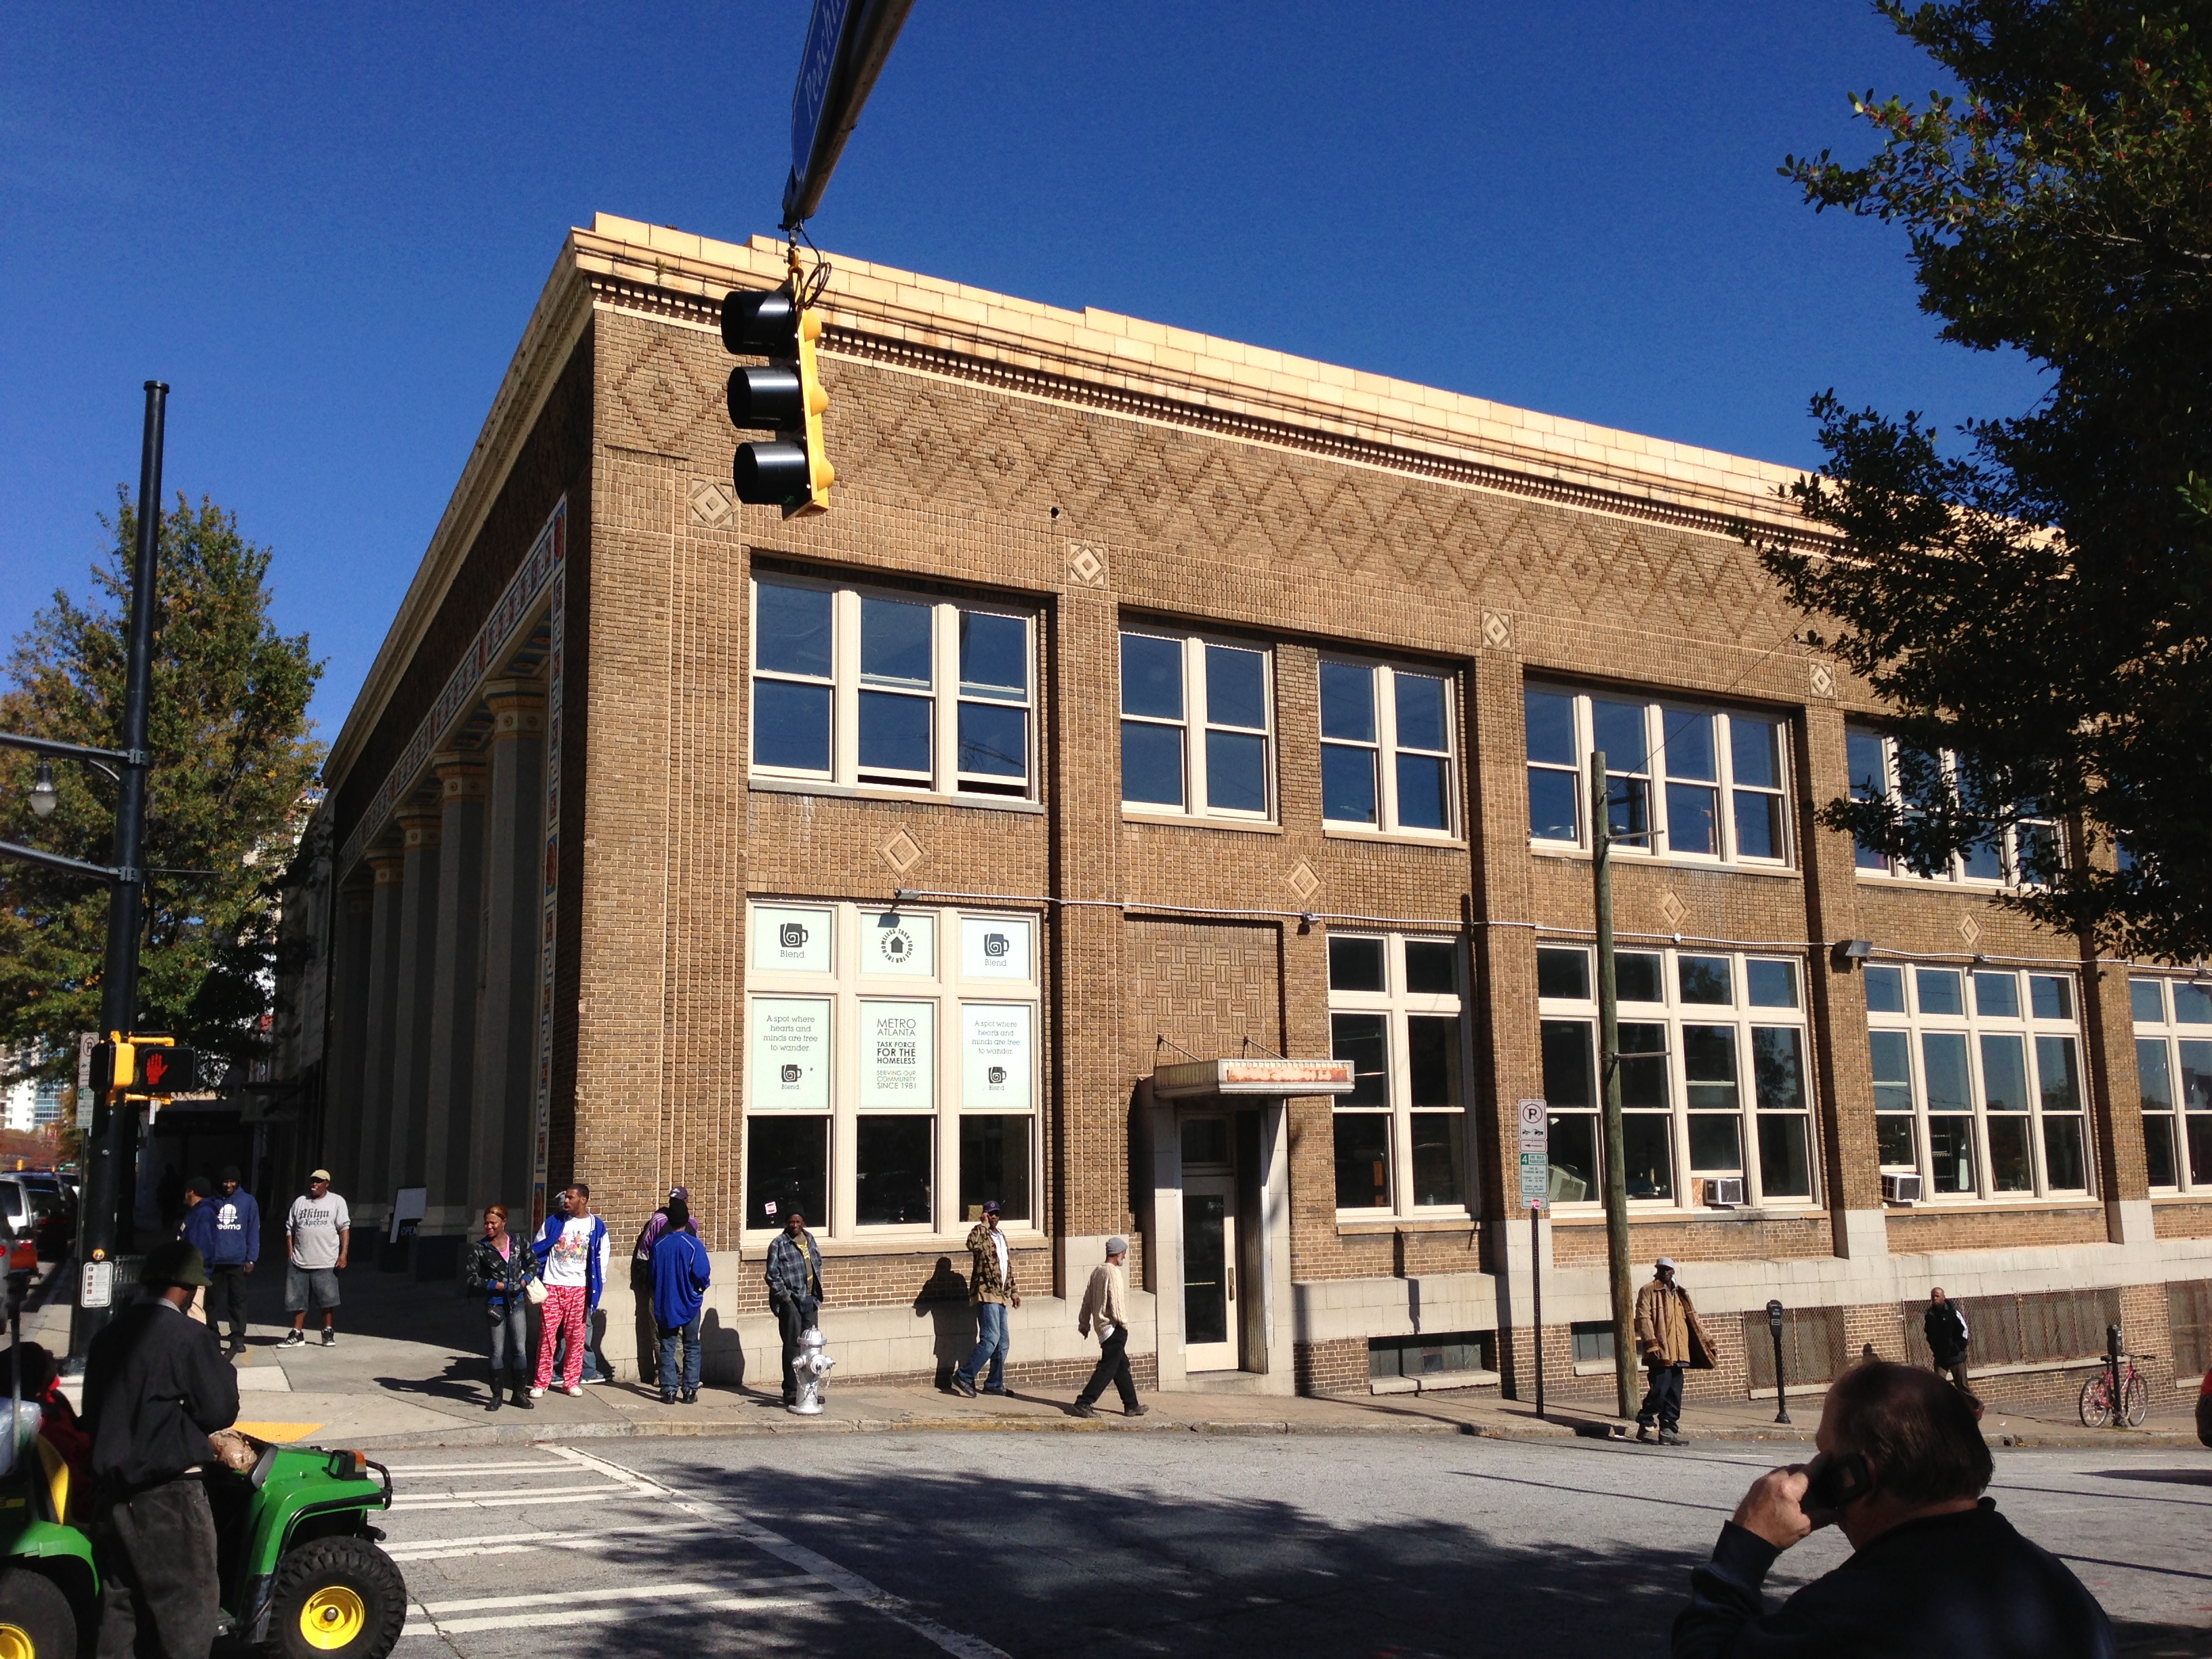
[764,1207,824,1408]
[1923,1286,1974,1401]
[1071,1236,1146,1420]
[81,1240,241,1659]
[282,1170,350,1347]
[1635,1255,1713,1445]
[651,1196,712,1405]
[949,1200,1020,1397]
[201,1166,259,1356]
[531,1185,609,1398]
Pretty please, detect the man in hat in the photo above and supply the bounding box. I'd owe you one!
[81,1240,241,1659]
[949,1199,1021,1398]
[630,1186,698,1389]
[1635,1255,1708,1445]
[764,1206,824,1407]
[282,1169,350,1347]
[1071,1236,1146,1419]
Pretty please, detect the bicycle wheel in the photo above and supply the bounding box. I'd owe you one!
[2121,1371,2150,1428]
[2078,1375,2112,1428]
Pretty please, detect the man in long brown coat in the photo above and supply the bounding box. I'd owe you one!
[1634,1255,1708,1444]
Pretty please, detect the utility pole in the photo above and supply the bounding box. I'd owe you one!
[1591,749,1635,1421]
[73,382,167,1361]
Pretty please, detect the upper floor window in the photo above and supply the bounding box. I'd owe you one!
[1844,725,2057,886]
[1121,629,1273,820]
[1537,945,1814,1210]
[751,577,1036,799]
[1319,659,1458,836]
[1864,962,2089,1200]
[1525,687,1788,866]
[1326,933,1471,1216]
[2130,975,2212,1193]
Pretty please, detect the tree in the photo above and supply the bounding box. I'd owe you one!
[0,493,323,1080]
[1754,2,2212,959]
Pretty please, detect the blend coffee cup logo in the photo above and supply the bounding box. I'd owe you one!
[781,1063,802,1084]
[983,932,1008,958]
[779,922,808,949]
[987,1065,1006,1085]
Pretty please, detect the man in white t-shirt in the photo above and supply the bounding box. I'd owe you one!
[529,1185,609,1397]
[282,1170,351,1347]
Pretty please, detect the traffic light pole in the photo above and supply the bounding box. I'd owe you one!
[66,380,167,1366]
[1591,750,1637,1422]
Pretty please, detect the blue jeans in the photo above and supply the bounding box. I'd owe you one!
[656,1317,703,1396]
[959,1301,1010,1391]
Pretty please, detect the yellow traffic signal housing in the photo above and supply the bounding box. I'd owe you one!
[94,1032,198,1102]
[722,286,833,520]
[790,304,834,518]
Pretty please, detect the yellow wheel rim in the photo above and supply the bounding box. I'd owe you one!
[298,1586,367,1651]
[0,1621,35,1659]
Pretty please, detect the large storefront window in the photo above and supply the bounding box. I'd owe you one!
[744,900,1040,1237]
[1865,962,2089,1199]
[1327,933,1473,1216]
[2131,975,2212,1191]
[1536,945,1816,1209]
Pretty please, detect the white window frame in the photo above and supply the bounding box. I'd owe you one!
[1523,687,1791,867]
[1844,725,2059,888]
[749,575,1038,800]
[742,899,1044,1243]
[1317,656,1460,839]
[1535,945,1818,1212]
[1863,961,2092,1202]
[1325,933,1476,1218]
[2128,974,2212,1193]
[1119,628,1276,821]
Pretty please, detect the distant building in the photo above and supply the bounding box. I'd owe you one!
[295,213,2212,1403]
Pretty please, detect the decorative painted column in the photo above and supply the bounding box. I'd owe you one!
[422,752,487,1233]
[352,849,408,1218]
[321,882,376,1179]
[385,801,444,1198]
[470,680,546,1217]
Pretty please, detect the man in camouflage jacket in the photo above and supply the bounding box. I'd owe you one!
[949,1200,1021,1397]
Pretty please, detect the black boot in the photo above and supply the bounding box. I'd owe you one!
[511,1379,534,1410]
[487,1385,503,1412]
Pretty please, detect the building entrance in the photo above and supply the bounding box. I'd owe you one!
[1180,1115,1240,1372]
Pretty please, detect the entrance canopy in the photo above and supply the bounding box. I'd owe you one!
[1152,1057,1353,1101]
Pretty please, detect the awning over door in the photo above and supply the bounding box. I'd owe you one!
[1151,1058,1354,1100]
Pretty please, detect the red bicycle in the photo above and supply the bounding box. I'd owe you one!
[2078,1350,2152,1429]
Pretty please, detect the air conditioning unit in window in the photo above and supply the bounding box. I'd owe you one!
[1700,1176,1746,1208]
[1882,1172,1924,1206]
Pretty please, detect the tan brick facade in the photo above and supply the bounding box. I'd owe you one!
[307,214,2212,1400]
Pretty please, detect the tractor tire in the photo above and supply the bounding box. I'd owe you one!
[266,1535,407,1659]
[0,1567,77,1659]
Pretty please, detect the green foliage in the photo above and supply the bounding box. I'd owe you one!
[1755,2,2212,958]
[0,493,323,1080]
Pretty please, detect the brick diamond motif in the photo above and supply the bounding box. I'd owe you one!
[1808,661,1836,699]
[1287,861,1319,901]
[1958,913,1982,947]
[1658,889,1687,929]
[1067,540,1107,588]
[880,830,924,875]
[689,480,734,527]
[1481,610,1514,651]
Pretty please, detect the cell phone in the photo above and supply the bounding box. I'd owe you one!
[1799,1450,1872,1529]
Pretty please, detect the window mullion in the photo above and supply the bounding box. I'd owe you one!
[1376,666,1399,832]
[931,602,958,794]
[1186,638,1208,815]
[1715,713,1736,862]
[832,589,861,785]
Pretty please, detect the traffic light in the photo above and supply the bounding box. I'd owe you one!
[90,1033,199,1101]
[723,286,834,518]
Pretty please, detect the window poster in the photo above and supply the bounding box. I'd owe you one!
[962,1003,1033,1111]
[961,915,1033,981]
[859,1001,936,1110]
[862,910,935,977]
[751,904,833,974]
[749,998,831,1110]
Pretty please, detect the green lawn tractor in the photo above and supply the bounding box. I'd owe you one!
[0,1431,408,1658]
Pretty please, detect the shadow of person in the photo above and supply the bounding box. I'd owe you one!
[914,1256,974,1390]
[699,1308,746,1393]
[375,1357,487,1403]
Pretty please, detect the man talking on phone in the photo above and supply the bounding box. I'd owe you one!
[1672,1361,2113,1657]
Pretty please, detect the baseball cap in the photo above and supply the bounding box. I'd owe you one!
[309,1169,331,1183]
[981,1200,1002,1214]
[1655,1255,1677,1271]
[669,1186,690,1204]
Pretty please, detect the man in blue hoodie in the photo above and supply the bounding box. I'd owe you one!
[202,1166,260,1357]
[529,1185,609,1397]
[650,1197,712,1405]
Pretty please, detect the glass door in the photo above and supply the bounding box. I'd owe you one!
[1183,1177,1239,1370]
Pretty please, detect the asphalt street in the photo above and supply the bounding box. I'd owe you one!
[384,1433,2212,1658]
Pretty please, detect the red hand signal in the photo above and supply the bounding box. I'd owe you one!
[142,1051,168,1090]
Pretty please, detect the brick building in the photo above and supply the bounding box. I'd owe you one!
[300,213,2212,1407]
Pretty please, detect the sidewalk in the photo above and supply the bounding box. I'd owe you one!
[27,1266,2205,1452]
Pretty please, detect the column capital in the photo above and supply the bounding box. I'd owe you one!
[483,678,547,742]
[367,847,407,885]
[433,750,489,798]
[343,882,377,914]
[397,801,443,850]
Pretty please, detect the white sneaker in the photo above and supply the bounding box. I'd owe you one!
[562,1384,582,1397]
[529,1386,546,1398]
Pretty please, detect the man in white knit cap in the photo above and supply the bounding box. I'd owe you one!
[1070,1236,1147,1419]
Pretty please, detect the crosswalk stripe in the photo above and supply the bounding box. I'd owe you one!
[382,1519,720,1562]
[403,1589,848,1637]
[390,1481,635,1510]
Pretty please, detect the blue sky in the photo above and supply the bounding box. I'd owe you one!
[0,3,2043,743]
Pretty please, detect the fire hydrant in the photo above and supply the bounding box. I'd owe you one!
[790,1325,835,1415]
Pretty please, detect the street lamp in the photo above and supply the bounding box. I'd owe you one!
[27,762,57,820]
